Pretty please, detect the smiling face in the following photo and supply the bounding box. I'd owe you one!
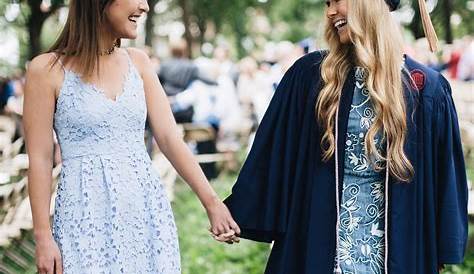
[326,0,350,44]
[103,0,149,39]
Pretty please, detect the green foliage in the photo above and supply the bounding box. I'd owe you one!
[173,173,270,274]
[405,0,473,42]
[266,0,325,42]
[1,0,473,69]
[184,0,264,58]
[39,14,63,51]
[430,0,473,42]
[0,1,27,73]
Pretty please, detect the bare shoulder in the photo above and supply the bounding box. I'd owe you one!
[124,47,153,75]
[125,47,148,60]
[26,52,63,93]
[28,52,61,75]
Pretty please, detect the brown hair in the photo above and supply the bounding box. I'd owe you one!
[48,0,120,78]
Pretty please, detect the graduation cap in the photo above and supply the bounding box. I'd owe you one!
[385,0,438,52]
[385,0,400,11]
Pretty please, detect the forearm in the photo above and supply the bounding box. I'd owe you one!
[157,132,219,209]
[28,158,54,240]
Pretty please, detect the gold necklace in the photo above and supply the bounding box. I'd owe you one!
[99,41,119,56]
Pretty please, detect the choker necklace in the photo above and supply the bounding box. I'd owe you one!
[100,41,119,56]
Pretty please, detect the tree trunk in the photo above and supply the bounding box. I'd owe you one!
[408,1,425,39]
[26,0,62,59]
[145,0,160,47]
[178,0,193,58]
[27,17,44,59]
[197,18,207,46]
[231,15,246,59]
[442,0,453,44]
[26,0,45,59]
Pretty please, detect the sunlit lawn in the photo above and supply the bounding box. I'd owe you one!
[174,154,474,274]
[445,153,474,274]
[173,171,270,274]
[16,155,474,274]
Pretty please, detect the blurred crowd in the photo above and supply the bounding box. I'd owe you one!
[0,36,472,177]
[0,71,24,116]
[147,39,306,178]
[153,39,307,150]
[407,36,474,81]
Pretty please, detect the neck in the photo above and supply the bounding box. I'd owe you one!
[98,29,118,54]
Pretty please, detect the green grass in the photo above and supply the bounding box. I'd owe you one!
[444,223,474,274]
[174,153,474,274]
[444,153,474,273]
[3,152,474,273]
[466,153,474,186]
[173,172,270,274]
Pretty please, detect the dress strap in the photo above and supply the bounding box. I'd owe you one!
[124,48,133,66]
[123,48,139,76]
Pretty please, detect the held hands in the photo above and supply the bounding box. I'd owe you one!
[35,236,63,274]
[205,199,241,244]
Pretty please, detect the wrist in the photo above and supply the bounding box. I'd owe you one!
[202,194,220,211]
[34,229,53,242]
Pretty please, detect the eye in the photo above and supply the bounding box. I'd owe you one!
[325,1,330,7]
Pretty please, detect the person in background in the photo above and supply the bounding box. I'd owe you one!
[457,38,474,81]
[0,76,14,112]
[159,39,216,123]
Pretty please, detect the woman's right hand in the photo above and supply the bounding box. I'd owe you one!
[35,237,63,274]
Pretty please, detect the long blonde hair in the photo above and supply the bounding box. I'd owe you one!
[316,0,414,181]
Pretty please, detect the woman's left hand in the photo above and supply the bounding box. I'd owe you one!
[205,199,241,244]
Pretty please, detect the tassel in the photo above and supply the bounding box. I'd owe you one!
[418,0,438,52]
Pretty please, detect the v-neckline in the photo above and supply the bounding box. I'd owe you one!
[86,65,131,103]
[66,53,132,103]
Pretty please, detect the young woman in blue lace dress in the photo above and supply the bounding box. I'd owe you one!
[223,0,468,273]
[23,1,239,273]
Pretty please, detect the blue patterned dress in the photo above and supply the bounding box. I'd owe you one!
[52,50,181,273]
[336,67,386,274]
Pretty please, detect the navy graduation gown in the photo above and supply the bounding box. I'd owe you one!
[224,51,468,274]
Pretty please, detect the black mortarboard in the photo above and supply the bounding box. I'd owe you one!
[385,0,401,11]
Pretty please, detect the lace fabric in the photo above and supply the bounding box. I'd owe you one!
[52,51,181,273]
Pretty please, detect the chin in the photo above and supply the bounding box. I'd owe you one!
[120,31,138,40]
[339,39,349,44]
[126,33,138,39]
[338,35,350,44]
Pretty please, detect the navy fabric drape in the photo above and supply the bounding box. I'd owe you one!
[224,52,468,274]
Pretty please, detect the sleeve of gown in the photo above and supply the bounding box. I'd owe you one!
[223,54,319,243]
[435,75,469,264]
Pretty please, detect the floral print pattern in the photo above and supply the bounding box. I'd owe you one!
[336,67,386,274]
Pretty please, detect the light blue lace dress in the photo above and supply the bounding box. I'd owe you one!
[52,51,181,273]
[337,67,386,274]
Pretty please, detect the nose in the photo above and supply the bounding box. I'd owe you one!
[140,0,149,13]
[326,2,337,19]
